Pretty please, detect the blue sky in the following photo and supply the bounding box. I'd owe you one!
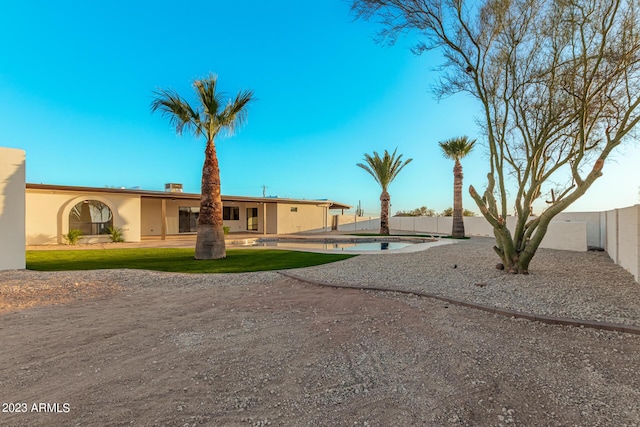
[1,1,638,215]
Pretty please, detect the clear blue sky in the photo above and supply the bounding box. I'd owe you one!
[1,0,638,215]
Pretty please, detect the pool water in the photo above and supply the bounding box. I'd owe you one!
[249,240,413,252]
[342,242,411,251]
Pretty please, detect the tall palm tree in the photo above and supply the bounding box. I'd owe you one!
[151,74,254,260]
[357,148,413,235]
[439,136,476,238]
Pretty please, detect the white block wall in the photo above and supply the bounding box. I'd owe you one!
[0,147,26,270]
[388,215,587,251]
[606,205,640,282]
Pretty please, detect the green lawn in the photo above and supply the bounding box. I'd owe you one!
[26,248,355,274]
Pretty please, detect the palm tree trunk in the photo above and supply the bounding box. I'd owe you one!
[195,140,226,259]
[452,160,465,238]
[380,190,390,235]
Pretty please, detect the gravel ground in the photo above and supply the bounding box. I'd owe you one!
[1,237,640,426]
[289,237,640,326]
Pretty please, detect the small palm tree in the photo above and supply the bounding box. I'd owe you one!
[151,74,254,260]
[439,136,476,238]
[357,148,413,235]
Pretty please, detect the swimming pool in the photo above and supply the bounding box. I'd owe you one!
[228,237,438,253]
[249,240,413,251]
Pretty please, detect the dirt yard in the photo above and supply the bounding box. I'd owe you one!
[1,271,639,426]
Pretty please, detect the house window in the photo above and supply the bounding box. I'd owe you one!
[69,200,113,235]
[179,207,199,233]
[290,207,298,212]
[223,206,240,220]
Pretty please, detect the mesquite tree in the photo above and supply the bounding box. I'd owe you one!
[353,0,640,273]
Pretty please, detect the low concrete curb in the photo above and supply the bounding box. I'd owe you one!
[279,271,640,336]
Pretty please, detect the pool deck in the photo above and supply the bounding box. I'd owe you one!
[26,231,455,254]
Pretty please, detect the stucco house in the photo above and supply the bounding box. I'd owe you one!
[25,183,350,245]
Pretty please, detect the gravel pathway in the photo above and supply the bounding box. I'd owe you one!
[287,237,640,326]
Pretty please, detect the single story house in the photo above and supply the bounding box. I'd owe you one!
[26,183,350,245]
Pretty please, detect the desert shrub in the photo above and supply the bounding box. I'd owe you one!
[63,229,83,245]
[107,226,125,243]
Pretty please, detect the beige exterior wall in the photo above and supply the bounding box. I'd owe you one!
[226,201,265,234]
[141,199,269,235]
[164,199,184,235]
[141,198,203,236]
[266,203,278,234]
[223,202,249,233]
[275,203,330,234]
[26,189,141,244]
[25,184,345,243]
[140,198,163,236]
[0,147,26,270]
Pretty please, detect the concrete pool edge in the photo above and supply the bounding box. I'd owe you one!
[226,236,456,255]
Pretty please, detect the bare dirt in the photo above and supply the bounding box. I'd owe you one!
[1,272,639,426]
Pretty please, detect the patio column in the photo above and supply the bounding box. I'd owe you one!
[161,199,167,240]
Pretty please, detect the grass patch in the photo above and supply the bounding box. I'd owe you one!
[26,248,355,274]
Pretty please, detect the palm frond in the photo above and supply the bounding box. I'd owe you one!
[439,136,476,161]
[194,74,224,118]
[357,161,383,187]
[218,89,255,137]
[150,89,202,136]
[357,148,413,191]
[151,74,254,143]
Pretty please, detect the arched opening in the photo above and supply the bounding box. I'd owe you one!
[69,200,113,235]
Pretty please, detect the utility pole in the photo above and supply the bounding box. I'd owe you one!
[262,185,268,198]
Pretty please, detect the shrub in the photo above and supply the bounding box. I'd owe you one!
[107,226,125,243]
[223,226,230,235]
[63,229,83,245]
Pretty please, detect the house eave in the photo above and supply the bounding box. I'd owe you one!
[25,183,351,210]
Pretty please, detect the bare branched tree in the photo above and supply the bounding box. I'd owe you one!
[353,0,640,273]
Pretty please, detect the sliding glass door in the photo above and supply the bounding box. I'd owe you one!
[246,208,258,231]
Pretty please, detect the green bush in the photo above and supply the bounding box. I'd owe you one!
[63,229,83,245]
[223,226,230,235]
[107,226,125,243]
